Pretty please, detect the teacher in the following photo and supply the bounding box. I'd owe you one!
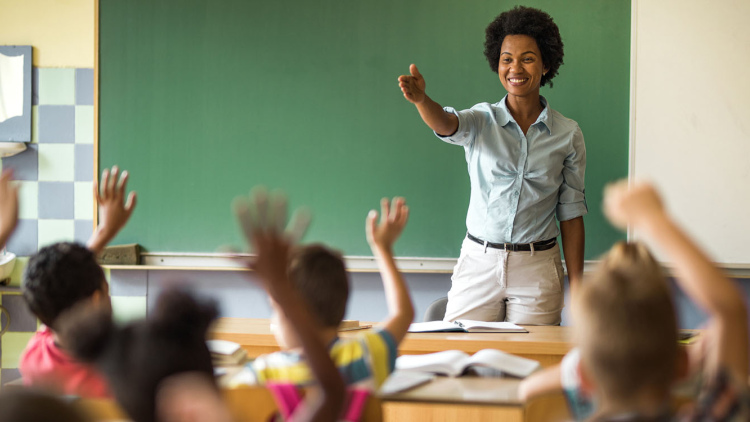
[398,6,586,325]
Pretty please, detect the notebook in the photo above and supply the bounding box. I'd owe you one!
[396,349,540,378]
[207,339,248,366]
[408,320,527,333]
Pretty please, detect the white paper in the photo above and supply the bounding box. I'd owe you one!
[459,320,526,333]
[407,320,463,332]
[206,339,241,355]
[467,349,540,378]
[396,350,470,376]
[0,53,24,123]
[379,371,435,395]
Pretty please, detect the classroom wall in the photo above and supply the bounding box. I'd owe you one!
[0,0,95,67]
[112,268,750,332]
[0,0,145,387]
[2,0,749,389]
[631,0,750,264]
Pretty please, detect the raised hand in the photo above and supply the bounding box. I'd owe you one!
[232,187,310,291]
[367,197,409,253]
[232,190,345,421]
[603,180,665,230]
[88,166,137,254]
[0,169,19,247]
[398,64,427,104]
[95,166,137,237]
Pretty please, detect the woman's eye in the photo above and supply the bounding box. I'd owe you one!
[523,58,534,62]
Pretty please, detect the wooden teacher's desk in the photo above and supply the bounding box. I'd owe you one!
[210,318,573,367]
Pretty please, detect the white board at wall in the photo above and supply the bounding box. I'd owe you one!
[632,0,750,265]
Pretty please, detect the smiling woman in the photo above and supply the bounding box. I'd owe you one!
[398,6,586,325]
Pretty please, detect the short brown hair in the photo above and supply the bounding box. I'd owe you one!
[289,244,349,328]
[574,242,678,402]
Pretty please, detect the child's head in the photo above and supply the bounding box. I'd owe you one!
[59,287,218,422]
[271,244,349,349]
[484,6,564,88]
[574,242,680,407]
[22,242,110,329]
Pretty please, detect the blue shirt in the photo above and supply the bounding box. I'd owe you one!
[437,95,587,244]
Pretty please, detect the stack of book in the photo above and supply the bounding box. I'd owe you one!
[207,339,248,366]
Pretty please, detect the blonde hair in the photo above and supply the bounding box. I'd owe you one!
[574,242,678,402]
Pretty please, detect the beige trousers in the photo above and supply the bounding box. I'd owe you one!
[443,236,565,325]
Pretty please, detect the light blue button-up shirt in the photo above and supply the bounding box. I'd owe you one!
[437,95,587,244]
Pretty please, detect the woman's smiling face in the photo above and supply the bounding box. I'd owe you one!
[497,34,548,98]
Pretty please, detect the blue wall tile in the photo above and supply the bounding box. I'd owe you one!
[74,220,93,245]
[2,296,37,332]
[110,270,148,296]
[6,219,38,257]
[75,69,94,106]
[38,105,75,143]
[38,182,74,219]
[32,68,39,106]
[1,368,22,386]
[1,144,38,181]
[74,144,94,181]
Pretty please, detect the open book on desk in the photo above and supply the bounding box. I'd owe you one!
[408,320,528,333]
[396,349,540,378]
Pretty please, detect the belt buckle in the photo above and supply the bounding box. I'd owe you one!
[503,243,510,251]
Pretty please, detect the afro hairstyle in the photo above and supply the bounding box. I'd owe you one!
[58,288,219,422]
[484,6,564,87]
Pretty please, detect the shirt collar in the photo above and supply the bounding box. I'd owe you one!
[496,95,553,135]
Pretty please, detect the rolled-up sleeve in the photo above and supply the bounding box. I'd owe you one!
[556,126,587,221]
[434,106,480,147]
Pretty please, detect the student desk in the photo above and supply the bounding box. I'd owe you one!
[380,377,568,422]
[209,318,574,367]
[70,382,567,422]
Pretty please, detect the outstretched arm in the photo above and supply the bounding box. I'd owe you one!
[87,166,137,255]
[398,64,458,136]
[234,189,344,422]
[0,170,19,249]
[518,365,562,401]
[367,197,415,344]
[604,181,748,381]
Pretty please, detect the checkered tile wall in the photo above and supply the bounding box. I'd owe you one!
[0,68,147,387]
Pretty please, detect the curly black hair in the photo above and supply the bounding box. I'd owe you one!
[22,242,106,328]
[484,6,564,88]
[59,288,218,422]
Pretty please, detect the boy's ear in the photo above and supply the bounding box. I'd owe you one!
[675,347,690,381]
[90,288,109,308]
[578,360,596,394]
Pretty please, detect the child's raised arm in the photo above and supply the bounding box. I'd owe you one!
[0,170,19,249]
[87,166,137,255]
[366,197,415,344]
[234,189,344,422]
[604,180,749,382]
[398,64,458,136]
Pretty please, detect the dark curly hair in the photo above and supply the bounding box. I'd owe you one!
[22,242,106,328]
[59,288,218,422]
[484,6,564,87]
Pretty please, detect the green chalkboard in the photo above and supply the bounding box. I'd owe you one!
[99,0,629,258]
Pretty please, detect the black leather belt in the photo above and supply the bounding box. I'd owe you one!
[467,233,557,252]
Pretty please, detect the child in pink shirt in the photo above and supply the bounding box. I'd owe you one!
[19,166,137,398]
